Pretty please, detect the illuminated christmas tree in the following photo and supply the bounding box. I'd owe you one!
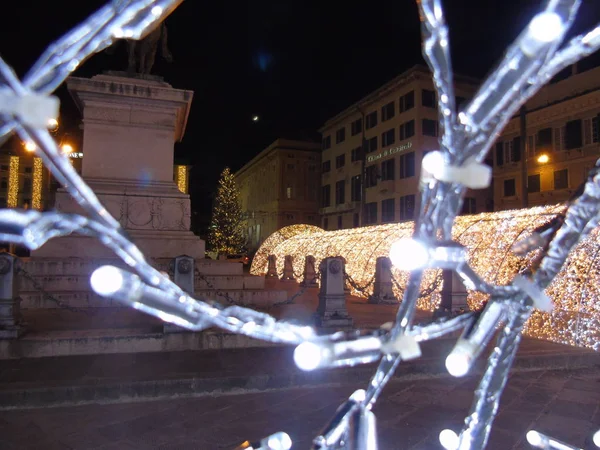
[208,167,246,255]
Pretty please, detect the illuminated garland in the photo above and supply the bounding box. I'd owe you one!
[32,157,43,210]
[251,205,600,349]
[7,156,19,208]
[176,165,187,194]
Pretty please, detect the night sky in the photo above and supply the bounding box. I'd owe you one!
[1,0,599,234]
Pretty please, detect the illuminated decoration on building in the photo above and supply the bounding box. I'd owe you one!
[176,165,188,194]
[251,205,600,349]
[7,156,19,208]
[67,152,83,159]
[32,157,43,210]
[366,141,413,163]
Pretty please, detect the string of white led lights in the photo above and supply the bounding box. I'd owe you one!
[0,0,599,449]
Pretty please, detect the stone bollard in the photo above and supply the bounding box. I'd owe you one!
[0,253,24,339]
[164,255,195,333]
[266,254,278,278]
[173,255,194,295]
[433,269,468,319]
[280,255,295,282]
[300,255,319,287]
[315,257,353,331]
[369,257,397,304]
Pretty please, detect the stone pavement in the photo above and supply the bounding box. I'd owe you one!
[0,367,598,449]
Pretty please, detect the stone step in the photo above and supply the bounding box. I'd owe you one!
[19,288,288,309]
[19,257,245,276]
[0,328,276,359]
[17,272,264,293]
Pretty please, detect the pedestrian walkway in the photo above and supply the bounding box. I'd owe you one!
[0,366,598,449]
[0,336,597,410]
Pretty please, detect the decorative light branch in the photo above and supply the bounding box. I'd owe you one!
[0,0,598,449]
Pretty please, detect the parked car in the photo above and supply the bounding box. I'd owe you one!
[225,254,250,265]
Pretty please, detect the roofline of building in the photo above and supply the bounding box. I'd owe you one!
[234,138,321,179]
[318,64,480,134]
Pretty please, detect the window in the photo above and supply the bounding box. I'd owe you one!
[351,147,362,162]
[286,187,292,199]
[422,89,436,108]
[337,215,343,229]
[336,127,346,144]
[351,118,363,136]
[536,128,552,153]
[399,152,415,179]
[335,180,345,205]
[0,198,5,208]
[381,128,395,147]
[367,136,378,153]
[308,164,317,172]
[554,169,568,190]
[528,135,535,158]
[422,119,438,137]
[565,119,582,150]
[503,179,516,197]
[24,167,32,174]
[528,174,541,193]
[351,175,362,201]
[23,199,30,209]
[287,164,295,170]
[366,165,378,188]
[496,142,504,166]
[399,195,415,220]
[399,120,415,140]
[335,154,346,169]
[1,178,6,189]
[322,135,331,150]
[365,111,378,129]
[353,213,359,228]
[399,91,415,112]
[322,160,331,173]
[0,165,7,171]
[381,198,395,223]
[321,185,331,207]
[381,158,395,181]
[323,217,329,230]
[461,197,476,215]
[511,136,522,162]
[365,202,378,224]
[593,115,600,143]
[381,102,395,121]
[23,178,31,193]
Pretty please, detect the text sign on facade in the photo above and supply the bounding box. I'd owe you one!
[366,142,412,163]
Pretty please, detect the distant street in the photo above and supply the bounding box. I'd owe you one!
[0,367,598,450]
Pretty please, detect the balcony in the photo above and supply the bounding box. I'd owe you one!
[319,201,360,215]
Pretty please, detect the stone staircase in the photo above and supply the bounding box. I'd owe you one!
[1,256,290,358]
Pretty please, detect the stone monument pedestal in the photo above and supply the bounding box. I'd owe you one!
[315,257,353,331]
[33,73,204,259]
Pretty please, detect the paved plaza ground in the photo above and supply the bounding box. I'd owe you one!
[0,367,599,449]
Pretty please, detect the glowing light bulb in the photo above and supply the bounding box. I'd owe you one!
[422,150,445,175]
[252,115,260,122]
[537,154,549,164]
[389,239,429,271]
[151,5,163,16]
[445,351,470,377]
[61,144,73,154]
[24,141,36,152]
[294,341,322,371]
[47,118,58,130]
[593,429,600,448]
[526,430,545,447]
[90,265,124,296]
[266,432,292,450]
[529,12,564,43]
[439,429,459,450]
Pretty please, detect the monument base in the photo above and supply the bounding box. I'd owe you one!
[33,179,204,259]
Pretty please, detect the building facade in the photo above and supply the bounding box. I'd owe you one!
[492,66,600,210]
[236,138,321,251]
[318,65,487,230]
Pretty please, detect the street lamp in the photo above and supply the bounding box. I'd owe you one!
[24,141,36,152]
[537,153,549,164]
[61,143,74,154]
